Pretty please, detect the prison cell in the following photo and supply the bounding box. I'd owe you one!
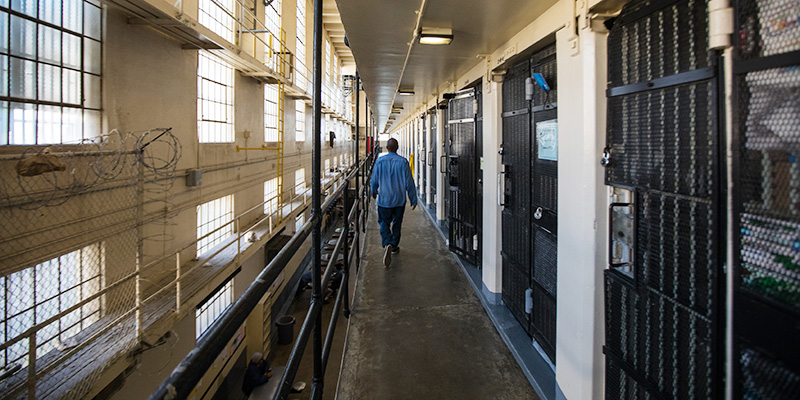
[429,109,438,204]
[603,0,723,398]
[446,86,481,263]
[732,0,800,398]
[500,42,559,363]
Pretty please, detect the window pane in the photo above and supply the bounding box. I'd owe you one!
[0,101,8,145]
[38,0,60,25]
[38,63,60,102]
[10,57,34,99]
[0,55,8,97]
[62,68,80,104]
[38,25,61,64]
[10,0,36,18]
[83,38,100,74]
[83,2,101,40]
[38,104,61,144]
[10,101,35,144]
[62,0,82,33]
[62,106,82,143]
[84,73,100,109]
[62,32,81,69]
[0,11,8,54]
[9,15,35,59]
[83,109,100,139]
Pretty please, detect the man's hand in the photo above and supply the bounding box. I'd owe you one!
[372,194,377,199]
[411,205,416,210]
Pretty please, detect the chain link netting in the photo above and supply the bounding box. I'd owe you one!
[0,128,180,399]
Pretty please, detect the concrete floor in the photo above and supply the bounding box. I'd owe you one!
[336,203,539,400]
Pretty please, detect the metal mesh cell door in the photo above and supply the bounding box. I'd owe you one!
[429,110,437,203]
[603,0,723,398]
[501,59,533,336]
[446,86,479,263]
[422,115,427,199]
[476,83,484,267]
[529,44,558,363]
[732,0,800,398]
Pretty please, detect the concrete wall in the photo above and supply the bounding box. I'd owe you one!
[0,1,356,397]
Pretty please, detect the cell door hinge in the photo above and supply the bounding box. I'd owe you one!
[709,0,734,50]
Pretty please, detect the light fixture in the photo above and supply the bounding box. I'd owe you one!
[419,28,453,45]
[398,89,415,96]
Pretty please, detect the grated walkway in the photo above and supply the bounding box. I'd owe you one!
[337,202,538,399]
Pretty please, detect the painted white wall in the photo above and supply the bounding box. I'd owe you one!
[481,80,504,294]
[553,25,608,400]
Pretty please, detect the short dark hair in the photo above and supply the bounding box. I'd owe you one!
[387,138,399,152]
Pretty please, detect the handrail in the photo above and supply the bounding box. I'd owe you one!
[148,155,373,400]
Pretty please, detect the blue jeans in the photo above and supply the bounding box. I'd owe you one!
[377,205,405,248]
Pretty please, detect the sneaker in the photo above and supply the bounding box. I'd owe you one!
[383,245,392,267]
[391,245,400,254]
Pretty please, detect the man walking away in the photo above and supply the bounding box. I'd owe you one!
[370,138,417,267]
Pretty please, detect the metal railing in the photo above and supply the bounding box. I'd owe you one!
[0,152,357,399]
[148,154,376,400]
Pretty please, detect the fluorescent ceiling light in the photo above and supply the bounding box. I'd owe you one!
[419,28,453,45]
[398,90,415,96]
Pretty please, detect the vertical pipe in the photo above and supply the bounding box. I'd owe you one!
[176,252,181,314]
[310,0,323,397]
[355,72,361,254]
[355,71,360,192]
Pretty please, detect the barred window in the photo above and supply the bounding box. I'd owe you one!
[294,168,305,194]
[295,0,306,89]
[264,177,278,216]
[195,279,232,339]
[196,194,234,257]
[323,114,329,143]
[264,84,278,142]
[1,243,103,368]
[324,158,330,175]
[295,99,305,142]
[263,0,281,70]
[198,0,235,43]
[324,39,330,85]
[198,51,234,143]
[0,0,102,145]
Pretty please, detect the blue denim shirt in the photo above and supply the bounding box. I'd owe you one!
[370,152,417,208]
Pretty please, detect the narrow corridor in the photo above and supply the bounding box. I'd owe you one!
[337,202,538,399]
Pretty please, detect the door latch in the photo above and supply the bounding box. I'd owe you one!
[600,147,611,167]
[534,207,543,220]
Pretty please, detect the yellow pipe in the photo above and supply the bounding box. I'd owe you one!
[235,145,282,152]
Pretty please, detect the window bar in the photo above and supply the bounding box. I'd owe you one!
[176,252,181,315]
[27,334,35,399]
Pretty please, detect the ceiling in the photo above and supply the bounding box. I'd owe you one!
[334,0,558,132]
[323,0,355,67]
